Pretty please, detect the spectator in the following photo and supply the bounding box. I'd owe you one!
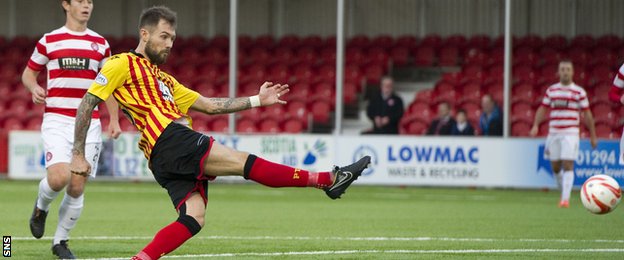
[480,94,503,136]
[451,109,475,136]
[365,76,404,134]
[426,102,455,135]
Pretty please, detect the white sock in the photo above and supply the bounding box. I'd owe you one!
[36,177,60,212]
[561,171,574,201]
[53,193,84,245]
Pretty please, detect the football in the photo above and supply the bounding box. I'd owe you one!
[580,175,622,214]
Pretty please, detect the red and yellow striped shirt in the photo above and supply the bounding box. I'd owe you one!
[88,51,200,159]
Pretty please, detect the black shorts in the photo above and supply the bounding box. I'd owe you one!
[149,122,215,211]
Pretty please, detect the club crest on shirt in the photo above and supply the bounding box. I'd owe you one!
[158,80,174,102]
[91,42,99,51]
[387,99,395,106]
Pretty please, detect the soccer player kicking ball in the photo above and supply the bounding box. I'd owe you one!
[69,6,370,260]
[23,0,121,258]
[530,60,597,208]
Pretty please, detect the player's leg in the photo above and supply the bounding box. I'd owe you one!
[550,160,563,188]
[558,135,579,208]
[203,141,333,188]
[51,142,100,259]
[546,135,564,189]
[30,163,71,239]
[135,192,205,260]
[203,141,370,199]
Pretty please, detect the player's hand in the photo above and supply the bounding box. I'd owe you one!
[590,136,598,149]
[258,82,289,106]
[529,125,539,137]
[30,85,46,104]
[70,154,91,177]
[619,94,624,105]
[107,121,122,139]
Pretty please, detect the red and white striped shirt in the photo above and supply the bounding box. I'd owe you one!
[28,26,110,119]
[541,82,590,135]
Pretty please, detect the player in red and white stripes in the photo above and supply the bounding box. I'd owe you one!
[608,63,624,165]
[20,0,120,258]
[530,60,597,208]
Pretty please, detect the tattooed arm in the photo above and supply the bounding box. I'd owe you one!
[70,93,103,176]
[190,82,290,115]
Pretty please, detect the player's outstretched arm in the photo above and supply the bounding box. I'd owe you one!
[190,82,289,115]
[70,93,103,176]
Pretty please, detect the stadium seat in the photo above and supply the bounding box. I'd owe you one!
[512,82,536,103]
[395,35,418,49]
[258,119,280,133]
[236,118,257,133]
[596,34,621,50]
[517,34,543,49]
[211,117,229,133]
[278,34,301,48]
[467,34,491,50]
[420,34,442,50]
[511,121,532,137]
[254,35,275,49]
[296,47,319,65]
[461,82,482,104]
[282,118,306,133]
[309,100,332,124]
[464,48,488,65]
[405,119,428,135]
[263,105,286,121]
[366,47,390,66]
[371,35,394,49]
[438,46,459,66]
[3,117,23,131]
[460,102,481,123]
[346,48,366,65]
[413,89,434,103]
[567,47,589,66]
[347,35,370,49]
[589,64,615,84]
[390,46,410,67]
[444,35,467,50]
[595,123,613,138]
[544,35,567,50]
[363,64,385,85]
[301,35,323,49]
[413,46,435,66]
[286,100,309,119]
[592,103,616,124]
[570,34,595,50]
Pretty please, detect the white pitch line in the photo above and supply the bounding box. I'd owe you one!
[12,235,624,244]
[82,248,624,260]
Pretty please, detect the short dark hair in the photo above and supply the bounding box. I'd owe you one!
[139,6,177,31]
[456,109,466,115]
[559,59,573,66]
[61,0,71,14]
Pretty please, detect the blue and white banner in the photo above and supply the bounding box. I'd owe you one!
[7,131,623,188]
[537,140,624,186]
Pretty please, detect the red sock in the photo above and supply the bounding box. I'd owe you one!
[246,156,333,188]
[135,221,193,260]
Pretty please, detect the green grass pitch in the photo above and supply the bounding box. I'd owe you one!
[1,180,623,259]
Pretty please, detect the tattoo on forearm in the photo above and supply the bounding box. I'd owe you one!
[207,97,251,114]
[72,93,103,156]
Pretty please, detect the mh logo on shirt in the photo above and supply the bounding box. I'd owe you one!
[59,57,90,70]
[157,80,174,102]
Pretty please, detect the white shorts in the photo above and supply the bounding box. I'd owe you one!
[544,134,579,161]
[41,114,102,176]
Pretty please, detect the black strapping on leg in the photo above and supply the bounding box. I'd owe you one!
[177,215,202,235]
[243,154,258,179]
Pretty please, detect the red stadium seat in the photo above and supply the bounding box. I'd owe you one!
[464,48,488,66]
[293,64,315,83]
[248,47,272,64]
[258,119,280,133]
[347,35,370,49]
[272,46,296,65]
[511,121,532,137]
[282,119,305,133]
[236,118,257,133]
[511,102,535,124]
[286,100,309,119]
[444,35,467,50]
[467,35,491,50]
[540,47,564,65]
[592,103,616,124]
[346,48,366,65]
[595,123,613,139]
[420,34,442,49]
[566,47,589,66]
[309,100,332,124]
[395,35,418,49]
[3,117,23,131]
[278,34,301,48]
[366,47,390,66]
[263,105,286,121]
[8,99,30,115]
[363,64,385,85]
[544,35,567,51]
[438,46,459,66]
[413,46,435,67]
[254,35,275,49]
[296,47,319,65]
[570,34,595,50]
[460,102,482,123]
[211,117,229,133]
[512,82,536,103]
[371,35,394,49]
[517,34,543,49]
[390,46,409,67]
[461,83,482,104]
[301,35,324,49]
[413,89,434,103]
[590,64,615,85]
[405,119,427,135]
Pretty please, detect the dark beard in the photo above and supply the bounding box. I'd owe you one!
[145,41,169,65]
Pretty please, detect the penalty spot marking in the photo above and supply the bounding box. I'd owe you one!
[86,248,624,259]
